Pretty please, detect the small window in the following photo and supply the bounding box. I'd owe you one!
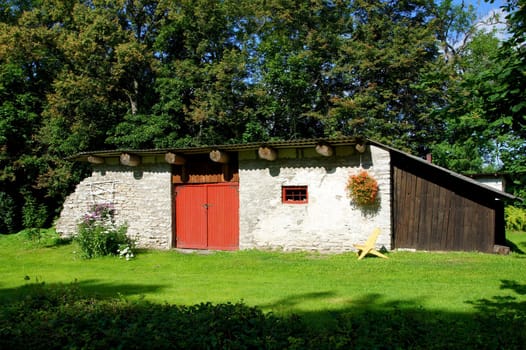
[282,186,308,204]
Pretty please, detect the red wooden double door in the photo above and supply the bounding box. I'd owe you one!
[174,183,239,250]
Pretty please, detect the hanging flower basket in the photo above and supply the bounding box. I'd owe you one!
[346,170,379,206]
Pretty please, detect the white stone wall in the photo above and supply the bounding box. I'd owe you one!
[56,158,172,249]
[475,177,505,192]
[238,145,391,253]
[57,145,392,252]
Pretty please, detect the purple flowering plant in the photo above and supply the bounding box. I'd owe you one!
[76,203,132,259]
[82,203,115,226]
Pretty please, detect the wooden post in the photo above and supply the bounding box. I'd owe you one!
[165,152,186,165]
[209,150,230,164]
[355,143,366,153]
[315,143,334,157]
[222,164,233,181]
[120,153,141,167]
[258,146,277,161]
[87,155,105,164]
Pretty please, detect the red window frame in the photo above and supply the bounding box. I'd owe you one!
[282,186,308,204]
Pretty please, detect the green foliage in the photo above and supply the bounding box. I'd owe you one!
[328,0,443,153]
[108,113,182,149]
[5,228,71,249]
[0,282,307,350]
[76,203,132,259]
[1,0,525,231]
[431,26,504,173]
[326,306,526,349]
[0,191,18,234]
[506,206,526,231]
[22,192,47,230]
[466,0,526,196]
[0,281,525,349]
[1,233,526,348]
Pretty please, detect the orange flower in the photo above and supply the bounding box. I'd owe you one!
[346,170,379,206]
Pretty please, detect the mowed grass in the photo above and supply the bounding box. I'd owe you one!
[1,229,526,327]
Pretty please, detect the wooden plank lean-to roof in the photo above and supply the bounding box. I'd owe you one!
[369,140,519,202]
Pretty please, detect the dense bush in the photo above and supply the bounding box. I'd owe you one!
[505,205,526,231]
[0,191,18,234]
[0,282,307,350]
[22,193,48,230]
[1,282,525,349]
[76,203,132,259]
[326,309,526,349]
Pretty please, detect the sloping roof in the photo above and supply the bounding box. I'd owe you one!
[68,136,366,161]
[369,140,518,201]
[69,136,519,201]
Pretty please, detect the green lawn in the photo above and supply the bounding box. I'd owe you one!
[1,229,526,349]
[1,229,525,326]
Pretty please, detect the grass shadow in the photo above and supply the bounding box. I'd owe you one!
[506,239,525,254]
[0,279,165,305]
[41,236,74,248]
[464,279,526,317]
[1,279,525,349]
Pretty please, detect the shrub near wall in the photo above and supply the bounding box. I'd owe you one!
[76,203,132,259]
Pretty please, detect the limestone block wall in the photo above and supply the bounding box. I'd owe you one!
[56,158,172,249]
[238,145,391,253]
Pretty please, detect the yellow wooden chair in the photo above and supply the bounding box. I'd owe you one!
[353,228,388,260]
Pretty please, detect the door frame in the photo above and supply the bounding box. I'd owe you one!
[173,182,239,250]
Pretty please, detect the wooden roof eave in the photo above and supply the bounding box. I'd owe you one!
[66,136,366,162]
[68,137,519,202]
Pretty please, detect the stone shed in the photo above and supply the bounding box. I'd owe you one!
[57,137,516,253]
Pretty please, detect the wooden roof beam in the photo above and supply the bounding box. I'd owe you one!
[315,142,334,157]
[165,152,186,165]
[355,143,367,153]
[87,155,105,165]
[258,146,277,161]
[120,153,141,167]
[209,149,230,164]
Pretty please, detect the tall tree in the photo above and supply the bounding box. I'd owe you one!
[247,0,351,140]
[328,0,443,154]
[0,1,63,232]
[431,29,504,173]
[430,0,525,201]
[481,0,526,200]
[111,0,254,147]
[40,0,130,156]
